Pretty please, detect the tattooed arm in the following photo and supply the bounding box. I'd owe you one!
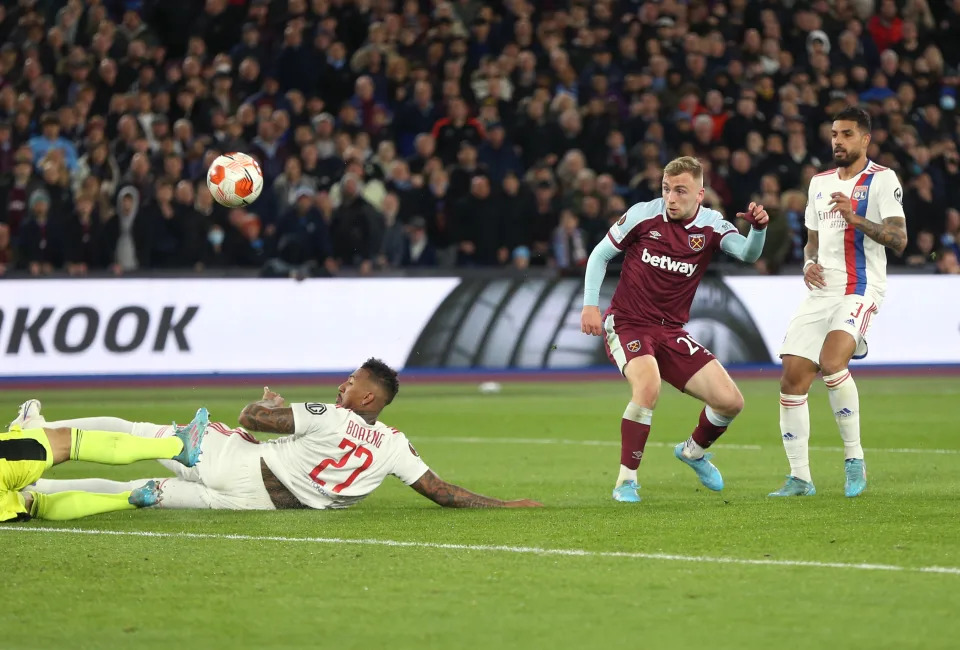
[830,192,908,256]
[854,216,908,256]
[238,403,295,434]
[238,386,296,434]
[410,470,542,508]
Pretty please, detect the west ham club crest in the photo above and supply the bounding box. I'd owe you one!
[688,234,705,251]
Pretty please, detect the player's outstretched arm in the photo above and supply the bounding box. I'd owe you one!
[721,201,768,263]
[410,470,542,508]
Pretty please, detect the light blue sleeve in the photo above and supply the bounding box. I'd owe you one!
[720,227,767,263]
[582,236,621,307]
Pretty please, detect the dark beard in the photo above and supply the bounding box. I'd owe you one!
[833,151,859,168]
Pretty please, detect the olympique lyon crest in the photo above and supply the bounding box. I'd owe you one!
[688,234,705,251]
[853,185,868,201]
[626,340,641,352]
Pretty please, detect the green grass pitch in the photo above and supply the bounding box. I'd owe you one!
[2,376,958,649]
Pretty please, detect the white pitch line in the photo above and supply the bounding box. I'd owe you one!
[421,436,960,456]
[2,526,958,576]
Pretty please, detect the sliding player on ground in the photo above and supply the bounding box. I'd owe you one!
[28,359,542,511]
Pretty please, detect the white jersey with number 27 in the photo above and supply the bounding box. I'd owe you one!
[259,402,430,509]
[805,161,905,299]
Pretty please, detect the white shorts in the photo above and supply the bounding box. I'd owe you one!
[165,423,275,510]
[779,293,880,365]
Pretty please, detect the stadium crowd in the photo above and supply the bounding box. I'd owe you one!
[0,0,957,278]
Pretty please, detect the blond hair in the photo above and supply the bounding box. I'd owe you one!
[663,156,704,185]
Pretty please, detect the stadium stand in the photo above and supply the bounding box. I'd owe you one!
[0,0,956,278]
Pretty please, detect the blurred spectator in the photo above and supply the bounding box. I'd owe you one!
[28,113,78,172]
[273,156,320,217]
[19,189,63,276]
[937,248,960,274]
[0,223,10,276]
[378,192,406,268]
[63,194,105,276]
[401,216,438,267]
[511,245,531,271]
[1,153,40,238]
[455,175,506,266]
[331,173,382,274]
[431,97,486,165]
[103,186,150,273]
[906,230,938,269]
[478,122,522,185]
[395,81,441,157]
[552,210,589,271]
[273,188,333,274]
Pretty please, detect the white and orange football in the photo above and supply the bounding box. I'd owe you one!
[206,152,264,207]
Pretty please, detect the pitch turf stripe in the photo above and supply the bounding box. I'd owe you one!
[2,527,958,576]
[421,436,960,455]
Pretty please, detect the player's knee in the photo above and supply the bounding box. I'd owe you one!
[624,357,660,407]
[780,376,807,395]
[628,373,660,406]
[779,362,816,396]
[712,388,744,418]
[630,384,659,407]
[818,354,848,377]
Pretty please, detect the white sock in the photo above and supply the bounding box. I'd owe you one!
[824,369,863,460]
[682,438,706,460]
[44,416,135,433]
[616,465,638,486]
[779,393,812,483]
[34,478,141,494]
[151,479,216,509]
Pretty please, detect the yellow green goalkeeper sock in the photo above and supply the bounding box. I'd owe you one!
[69,428,183,465]
[27,490,135,521]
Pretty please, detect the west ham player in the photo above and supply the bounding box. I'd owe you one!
[25,359,542,510]
[772,107,907,498]
[581,156,769,502]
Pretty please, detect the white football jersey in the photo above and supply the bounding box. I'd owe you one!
[805,161,905,299]
[259,403,430,509]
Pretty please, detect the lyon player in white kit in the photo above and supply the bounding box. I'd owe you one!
[772,107,907,499]
[26,359,541,511]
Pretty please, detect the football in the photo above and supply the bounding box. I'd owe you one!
[206,152,264,207]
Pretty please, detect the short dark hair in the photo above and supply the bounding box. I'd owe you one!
[361,358,400,405]
[833,106,871,133]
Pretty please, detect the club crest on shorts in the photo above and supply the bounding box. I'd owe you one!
[626,340,641,352]
[853,185,868,201]
[688,233,705,251]
[617,213,627,226]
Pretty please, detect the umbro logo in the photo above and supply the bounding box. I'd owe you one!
[782,432,797,441]
[632,451,643,460]
[649,230,662,239]
[835,408,854,418]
